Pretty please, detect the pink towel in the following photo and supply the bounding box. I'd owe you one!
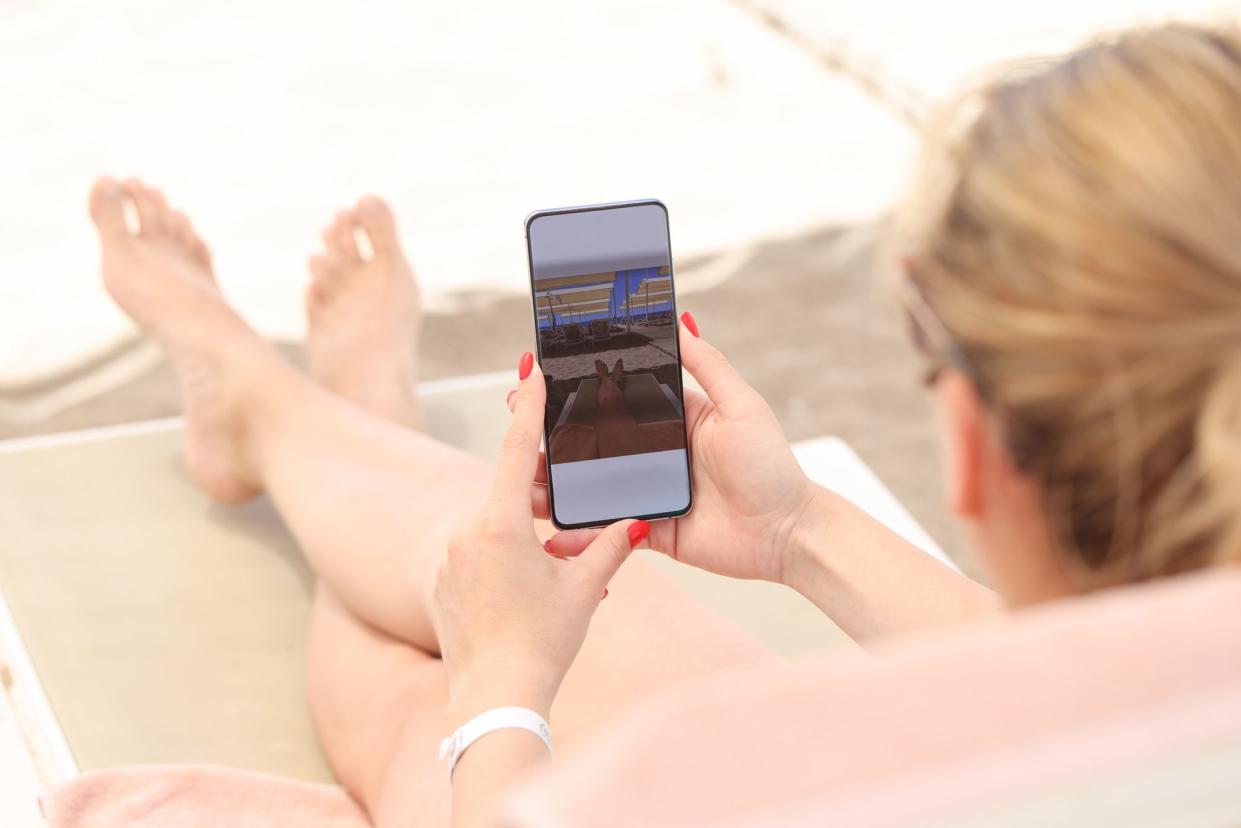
[43,765,370,828]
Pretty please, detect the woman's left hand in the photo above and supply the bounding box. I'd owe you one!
[433,353,645,719]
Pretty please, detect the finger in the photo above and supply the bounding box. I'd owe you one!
[571,519,648,591]
[491,352,546,507]
[678,312,763,415]
[503,391,550,483]
[504,390,549,483]
[543,527,604,559]
[530,483,550,520]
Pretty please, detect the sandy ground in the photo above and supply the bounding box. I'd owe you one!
[0,0,914,383]
[541,324,678,382]
[10,0,1231,385]
[545,344,675,381]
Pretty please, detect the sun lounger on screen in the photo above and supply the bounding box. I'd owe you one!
[538,328,561,355]
[589,319,612,344]
[562,323,584,352]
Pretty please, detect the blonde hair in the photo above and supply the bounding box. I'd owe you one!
[894,22,1241,587]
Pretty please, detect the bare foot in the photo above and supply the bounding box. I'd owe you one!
[89,176,265,503]
[304,196,421,428]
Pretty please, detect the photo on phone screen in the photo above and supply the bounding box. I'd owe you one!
[526,200,693,528]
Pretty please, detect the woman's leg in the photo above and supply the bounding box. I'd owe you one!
[305,587,451,826]
[91,178,777,824]
[93,176,486,647]
[298,204,452,821]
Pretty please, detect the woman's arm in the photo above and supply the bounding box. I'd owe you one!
[782,486,1001,641]
[444,677,555,828]
[451,729,548,828]
[433,353,643,827]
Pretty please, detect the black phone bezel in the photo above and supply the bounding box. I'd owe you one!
[524,199,694,529]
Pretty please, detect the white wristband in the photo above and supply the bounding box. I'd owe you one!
[438,706,553,776]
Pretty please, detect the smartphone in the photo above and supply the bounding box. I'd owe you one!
[525,200,693,529]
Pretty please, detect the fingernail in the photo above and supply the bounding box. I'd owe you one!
[506,389,516,407]
[601,588,609,600]
[680,311,700,338]
[627,520,650,547]
[518,351,534,381]
[543,540,555,555]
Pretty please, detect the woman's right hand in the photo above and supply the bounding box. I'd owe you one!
[534,312,818,585]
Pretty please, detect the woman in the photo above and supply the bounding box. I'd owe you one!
[86,21,1241,826]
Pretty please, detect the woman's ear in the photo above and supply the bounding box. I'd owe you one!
[936,370,985,519]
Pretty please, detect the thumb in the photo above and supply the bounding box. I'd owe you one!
[571,519,649,591]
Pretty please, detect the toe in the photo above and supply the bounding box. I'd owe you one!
[308,254,340,294]
[354,195,399,257]
[170,209,214,272]
[305,282,325,316]
[324,210,361,263]
[170,209,194,247]
[125,179,169,237]
[88,177,130,239]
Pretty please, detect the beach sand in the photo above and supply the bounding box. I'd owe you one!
[541,324,678,381]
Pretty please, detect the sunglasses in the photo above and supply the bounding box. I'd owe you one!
[900,262,1036,467]
[900,264,975,389]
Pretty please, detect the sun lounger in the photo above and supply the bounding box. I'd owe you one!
[550,372,686,461]
[560,373,681,428]
[561,323,584,352]
[6,372,1236,823]
[0,371,950,814]
[589,319,611,344]
[537,328,559,355]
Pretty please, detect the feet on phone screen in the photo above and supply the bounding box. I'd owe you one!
[593,357,626,388]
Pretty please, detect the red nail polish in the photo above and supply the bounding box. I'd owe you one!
[627,520,650,547]
[518,352,534,380]
[543,540,555,554]
[680,311,700,338]
[601,588,609,600]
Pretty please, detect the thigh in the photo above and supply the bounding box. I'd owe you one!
[306,586,451,826]
[317,557,777,827]
[554,555,779,741]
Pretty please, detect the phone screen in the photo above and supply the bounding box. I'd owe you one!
[526,200,692,528]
